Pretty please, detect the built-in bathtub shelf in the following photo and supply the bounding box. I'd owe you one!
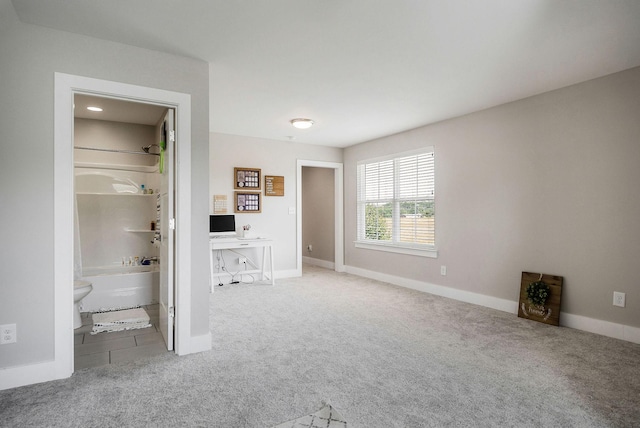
[125,229,156,233]
[75,161,158,173]
[76,192,156,196]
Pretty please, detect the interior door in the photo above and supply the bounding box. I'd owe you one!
[159,109,175,350]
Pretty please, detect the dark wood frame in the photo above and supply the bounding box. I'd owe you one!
[517,272,563,326]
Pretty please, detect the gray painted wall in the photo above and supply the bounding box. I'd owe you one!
[344,66,640,328]
[209,133,342,273]
[302,167,335,263]
[0,1,210,368]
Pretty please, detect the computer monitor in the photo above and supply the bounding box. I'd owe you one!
[209,215,236,236]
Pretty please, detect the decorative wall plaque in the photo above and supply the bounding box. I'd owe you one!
[517,272,563,326]
[265,175,284,196]
[234,167,261,190]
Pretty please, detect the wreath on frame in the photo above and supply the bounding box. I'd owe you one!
[526,280,550,307]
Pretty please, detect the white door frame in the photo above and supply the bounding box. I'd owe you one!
[296,160,344,275]
[53,73,192,379]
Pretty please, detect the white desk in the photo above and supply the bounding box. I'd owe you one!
[209,237,274,291]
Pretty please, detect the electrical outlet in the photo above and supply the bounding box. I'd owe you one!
[307,244,313,252]
[440,265,447,276]
[238,257,247,264]
[0,324,17,344]
[613,292,626,308]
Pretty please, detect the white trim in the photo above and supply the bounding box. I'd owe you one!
[173,97,193,357]
[561,313,640,344]
[54,73,194,386]
[275,268,301,279]
[0,361,64,391]
[354,241,438,258]
[53,73,75,383]
[344,264,640,345]
[302,256,336,270]
[345,265,516,313]
[188,332,212,354]
[296,160,345,276]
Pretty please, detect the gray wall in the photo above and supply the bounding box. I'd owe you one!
[209,133,343,273]
[344,66,640,328]
[302,167,335,263]
[0,1,210,368]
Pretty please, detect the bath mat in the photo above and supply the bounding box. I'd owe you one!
[91,307,151,334]
[272,402,348,428]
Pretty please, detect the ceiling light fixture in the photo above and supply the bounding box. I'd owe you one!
[290,118,314,129]
[87,106,103,112]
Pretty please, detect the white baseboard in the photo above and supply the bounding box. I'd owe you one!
[0,360,70,391]
[345,265,517,314]
[275,269,300,279]
[345,265,640,345]
[188,332,212,354]
[561,313,640,344]
[302,256,335,270]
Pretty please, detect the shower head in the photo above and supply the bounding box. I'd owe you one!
[142,144,160,154]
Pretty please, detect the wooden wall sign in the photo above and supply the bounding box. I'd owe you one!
[518,272,563,326]
[234,167,261,190]
[235,191,261,213]
[265,175,284,196]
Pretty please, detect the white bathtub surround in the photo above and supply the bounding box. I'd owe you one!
[80,266,159,312]
[74,167,160,312]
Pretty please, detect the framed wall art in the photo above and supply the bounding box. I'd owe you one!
[265,175,284,196]
[234,167,261,190]
[517,271,563,326]
[235,191,261,213]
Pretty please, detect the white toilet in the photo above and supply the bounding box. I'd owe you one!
[73,280,93,329]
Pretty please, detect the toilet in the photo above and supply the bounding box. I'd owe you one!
[73,280,93,329]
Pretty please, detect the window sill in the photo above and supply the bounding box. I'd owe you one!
[354,241,438,258]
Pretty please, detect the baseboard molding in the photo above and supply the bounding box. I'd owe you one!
[345,265,640,345]
[302,256,335,270]
[560,313,640,344]
[275,269,300,279]
[345,265,517,314]
[0,360,70,391]
[188,332,212,354]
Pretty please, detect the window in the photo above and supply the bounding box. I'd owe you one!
[356,148,436,257]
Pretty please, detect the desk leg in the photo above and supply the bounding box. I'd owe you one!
[209,245,215,293]
[269,245,275,285]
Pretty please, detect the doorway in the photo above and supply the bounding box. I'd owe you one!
[54,73,193,378]
[72,95,174,368]
[296,160,344,275]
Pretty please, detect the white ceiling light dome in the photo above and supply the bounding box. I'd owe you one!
[290,118,314,129]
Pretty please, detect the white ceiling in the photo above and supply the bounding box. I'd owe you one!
[12,0,640,148]
[74,94,167,126]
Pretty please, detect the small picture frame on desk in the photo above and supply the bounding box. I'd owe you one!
[235,191,261,213]
[234,167,261,190]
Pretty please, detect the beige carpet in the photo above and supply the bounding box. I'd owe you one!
[272,402,347,428]
[1,264,639,427]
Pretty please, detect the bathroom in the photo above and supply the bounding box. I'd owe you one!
[73,94,170,361]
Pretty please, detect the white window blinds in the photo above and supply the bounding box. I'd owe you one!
[357,148,435,249]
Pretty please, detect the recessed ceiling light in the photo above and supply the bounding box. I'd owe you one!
[87,106,103,112]
[290,118,314,129]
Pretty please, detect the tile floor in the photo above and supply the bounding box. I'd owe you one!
[74,304,168,370]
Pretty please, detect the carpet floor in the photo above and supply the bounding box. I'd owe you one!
[1,264,639,427]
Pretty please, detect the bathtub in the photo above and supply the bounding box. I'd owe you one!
[79,265,159,312]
